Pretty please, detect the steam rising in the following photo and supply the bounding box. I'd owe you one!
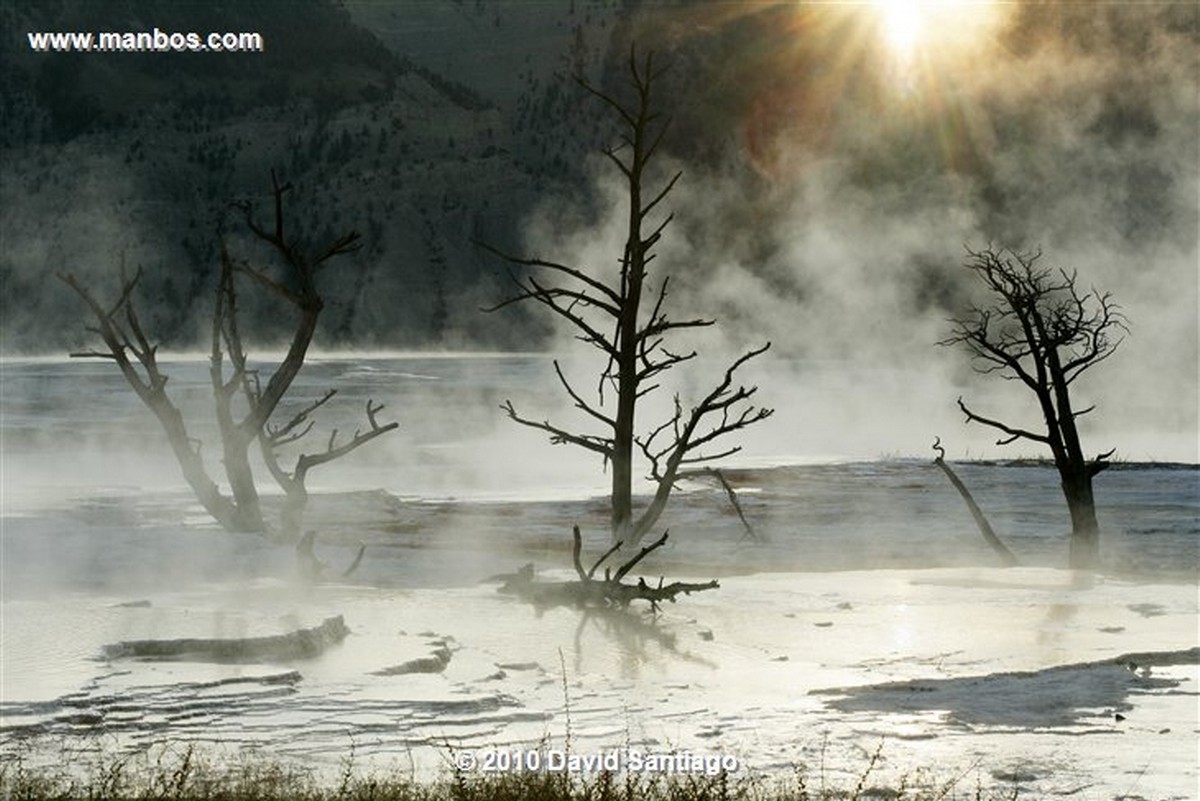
[511,1,1198,463]
[1,9,1196,790]
[1,3,1195,550]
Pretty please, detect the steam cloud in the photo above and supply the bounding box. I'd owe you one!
[512,1,1198,463]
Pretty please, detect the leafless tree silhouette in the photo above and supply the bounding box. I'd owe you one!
[484,50,772,547]
[941,246,1127,568]
[62,174,396,537]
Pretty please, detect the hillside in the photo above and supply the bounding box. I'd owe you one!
[0,0,625,352]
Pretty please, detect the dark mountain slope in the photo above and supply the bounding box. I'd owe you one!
[1,0,624,352]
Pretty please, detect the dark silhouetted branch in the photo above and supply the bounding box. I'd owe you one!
[678,467,763,543]
[1089,447,1116,478]
[956,396,1049,446]
[500,399,613,458]
[932,437,1018,566]
[504,526,717,613]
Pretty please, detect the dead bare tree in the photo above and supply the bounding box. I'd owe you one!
[61,174,397,537]
[213,201,398,538]
[484,50,772,547]
[940,247,1127,569]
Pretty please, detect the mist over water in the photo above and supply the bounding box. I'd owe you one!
[1,354,1197,794]
[2,354,1195,601]
[2,3,1197,793]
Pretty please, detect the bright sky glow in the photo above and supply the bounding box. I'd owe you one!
[872,0,1000,67]
[877,0,924,60]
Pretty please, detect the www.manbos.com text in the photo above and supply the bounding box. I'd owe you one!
[27,29,265,53]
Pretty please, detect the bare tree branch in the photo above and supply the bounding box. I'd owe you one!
[475,241,621,307]
[500,399,613,458]
[553,361,617,430]
[932,437,1019,566]
[956,396,1050,446]
[613,530,669,583]
[294,399,399,479]
[265,389,337,447]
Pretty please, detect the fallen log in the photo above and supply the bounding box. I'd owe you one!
[372,641,453,676]
[500,527,719,612]
[677,467,764,542]
[103,615,350,662]
[933,437,1019,567]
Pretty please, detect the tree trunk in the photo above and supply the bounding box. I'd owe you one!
[280,484,308,542]
[611,397,635,544]
[223,436,264,532]
[210,346,264,532]
[610,241,644,546]
[156,404,240,532]
[1063,471,1100,569]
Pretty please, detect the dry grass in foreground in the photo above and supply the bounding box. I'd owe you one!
[0,743,1025,801]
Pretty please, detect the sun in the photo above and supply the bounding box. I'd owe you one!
[876,0,925,61]
[871,0,1001,66]
[729,0,1011,175]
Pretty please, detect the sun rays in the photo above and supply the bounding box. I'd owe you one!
[610,1,1010,178]
[876,0,925,63]
[870,0,1005,73]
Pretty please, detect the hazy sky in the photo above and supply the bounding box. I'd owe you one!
[517,1,1199,462]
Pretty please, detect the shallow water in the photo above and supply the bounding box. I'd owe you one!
[2,356,1198,796]
[3,568,1197,797]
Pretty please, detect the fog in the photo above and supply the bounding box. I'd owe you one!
[2,4,1197,792]
[3,353,1194,587]
[4,4,1195,461]
[2,2,1195,606]
[504,1,1197,466]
